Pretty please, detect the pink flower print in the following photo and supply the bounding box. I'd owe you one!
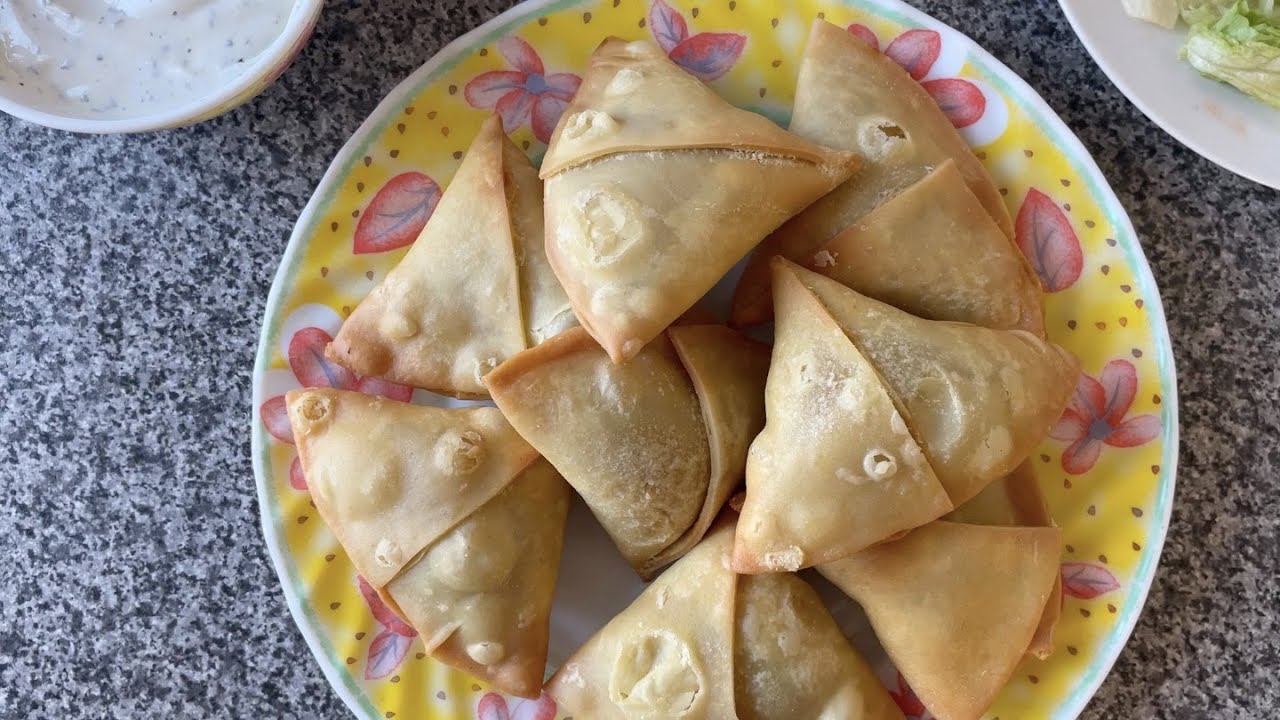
[356,576,417,680]
[649,0,746,81]
[475,692,557,720]
[258,326,413,490]
[465,36,582,144]
[846,24,986,129]
[1050,360,1161,474]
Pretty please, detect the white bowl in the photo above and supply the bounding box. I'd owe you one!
[0,0,325,134]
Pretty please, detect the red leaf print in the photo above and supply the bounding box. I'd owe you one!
[1061,562,1120,599]
[1015,188,1083,292]
[885,29,941,80]
[289,456,308,491]
[888,672,927,717]
[670,32,747,81]
[365,628,414,680]
[355,375,414,403]
[259,395,294,444]
[497,35,544,76]
[1107,414,1161,447]
[649,0,689,53]
[352,172,442,255]
[922,78,986,128]
[355,575,417,637]
[288,327,356,390]
[847,23,880,50]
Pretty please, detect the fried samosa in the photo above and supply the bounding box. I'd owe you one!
[546,525,903,720]
[734,259,953,573]
[485,324,768,579]
[819,521,1061,720]
[800,160,1043,333]
[946,461,1063,659]
[287,388,570,698]
[327,115,574,399]
[541,37,861,362]
[786,259,1078,506]
[732,19,1012,328]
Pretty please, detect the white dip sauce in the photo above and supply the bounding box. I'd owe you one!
[0,0,295,118]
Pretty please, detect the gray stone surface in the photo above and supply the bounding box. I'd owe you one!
[0,0,1275,718]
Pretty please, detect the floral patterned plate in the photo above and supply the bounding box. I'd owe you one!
[251,1,1179,718]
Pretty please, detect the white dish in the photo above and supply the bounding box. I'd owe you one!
[0,0,324,133]
[1059,0,1280,189]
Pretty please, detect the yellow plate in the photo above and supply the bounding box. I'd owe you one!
[251,1,1178,718]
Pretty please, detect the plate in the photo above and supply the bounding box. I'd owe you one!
[1059,0,1280,189]
[251,1,1179,718]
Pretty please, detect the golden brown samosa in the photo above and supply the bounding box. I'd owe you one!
[485,324,768,579]
[802,160,1044,334]
[783,259,1078,506]
[946,461,1063,659]
[546,525,903,720]
[287,388,570,698]
[734,260,953,574]
[732,19,1012,328]
[541,37,861,362]
[327,115,574,398]
[819,521,1061,720]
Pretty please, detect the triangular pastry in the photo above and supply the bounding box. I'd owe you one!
[287,388,569,697]
[327,114,574,398]
[732,19,1012,328]
[541,37,861,361]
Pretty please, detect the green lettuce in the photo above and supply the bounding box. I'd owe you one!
[1180,1,1280,107]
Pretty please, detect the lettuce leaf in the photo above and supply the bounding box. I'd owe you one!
[1180,1,1280,107]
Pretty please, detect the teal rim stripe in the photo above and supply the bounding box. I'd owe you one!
[252,1,1180,718]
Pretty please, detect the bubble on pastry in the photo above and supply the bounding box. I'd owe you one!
[972,424,1012,472]
[563,109,620,140]
[607,67,643,96]
[466,641,506,666]
[856,118,910,161]
[473,356,499,384]
[761,545,804,572]
[609,631,703,718]
[434,429,485,476]
[379,311,418,339]
[292,392,333,434]
[425,513,518,593]
[573,187,646,266]
[374,538,403,568]
[812,249,837,268]
[341,457,401,518]
[863,449,898,480]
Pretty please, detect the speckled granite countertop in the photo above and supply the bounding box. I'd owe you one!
[1,0,1276,717]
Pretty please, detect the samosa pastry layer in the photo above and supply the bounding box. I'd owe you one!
[541,37,860,362]
[547,525,902,720]
[946,461,1063,660]
[734,260,952,574]
[732,20,1011,328]
[784,259,1079,506]
[287,388,538,588]
[485,325,768,578]
[286,388,570,697]
[387,458,569,699]
[819,521,1061,720]
[735,572,904,720]
[327,115,574,398]
[804,160,1044,334]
